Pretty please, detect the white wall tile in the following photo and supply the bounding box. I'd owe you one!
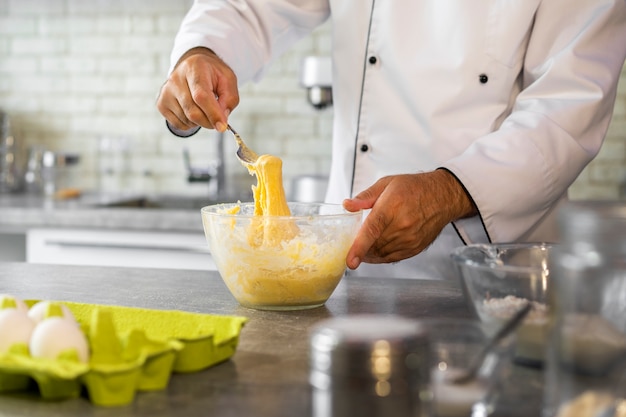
[0,38,8,55]
[98,56,155,74]
[10,74,68,93]
[68,36,120,55]
[0,56,38,73]
[40,96,98,115]
[37,16,95,35]
[156,16,186,33]
[40,56,97,73]
[8,0,64,15]
[0,17,37,34]
[11,37,66,55]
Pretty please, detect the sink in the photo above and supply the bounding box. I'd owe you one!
[94,192,253,210]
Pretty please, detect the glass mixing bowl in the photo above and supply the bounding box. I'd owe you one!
[201,202,362,310]
[450,243,555,366]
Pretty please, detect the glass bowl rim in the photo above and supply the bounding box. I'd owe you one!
[200,201,362,220]
[450,242,555,273]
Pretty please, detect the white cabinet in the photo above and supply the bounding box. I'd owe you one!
[26,228,216,271]
[0,231,26,261]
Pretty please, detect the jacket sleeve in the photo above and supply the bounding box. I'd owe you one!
[443,0,626,244]
[169,0,330,82]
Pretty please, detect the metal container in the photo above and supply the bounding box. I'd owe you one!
[0,111,21,193]
[41,151,81,196]
[299,56,333,109]
[290,174,328,203]
[309,315,429,417]
[23,145,45,193]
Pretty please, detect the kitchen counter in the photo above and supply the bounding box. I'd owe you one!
[0,192,215,267]
[0,192,204,233]
[0,262,544,417]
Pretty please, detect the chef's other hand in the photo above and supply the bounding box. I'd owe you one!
[343,169,477,269]
[156,47,239,133]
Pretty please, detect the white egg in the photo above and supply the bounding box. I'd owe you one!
[0,294,28,313]
[28,301,77,324]
[29,317,90,363]
[0,308,36,353]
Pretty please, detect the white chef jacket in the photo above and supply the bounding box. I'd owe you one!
[169,0,626,279]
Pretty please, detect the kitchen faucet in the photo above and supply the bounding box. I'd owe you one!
[183,131,225,198]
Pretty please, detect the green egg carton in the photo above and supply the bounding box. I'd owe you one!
[0,300,247,407]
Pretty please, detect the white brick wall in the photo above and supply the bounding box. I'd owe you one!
[0,0,624,201]
[570,72,626,200]
[0,0,335,198]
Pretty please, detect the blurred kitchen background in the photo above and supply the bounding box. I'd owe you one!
[0,0,625,200]
[0,0,333,201]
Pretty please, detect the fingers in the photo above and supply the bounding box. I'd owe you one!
[346,208,389,269]
[157,82,196,131]
[346,173,451,269]
[161,104,193,131]
[345,178,392,268]
[179,62,224,129]
[343,178,389,211]
[156,48,239,133]
[213,77,239,131]
[363,231,423,264]
[348,207,418,267]
[185,54,239,131]
[343,197,372,212]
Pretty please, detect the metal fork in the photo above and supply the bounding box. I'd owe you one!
[227,124,258,165]
[450,301,532,385]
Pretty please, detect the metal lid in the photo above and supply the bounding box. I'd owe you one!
[310,315,428,379]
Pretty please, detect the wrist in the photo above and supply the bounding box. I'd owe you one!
[434,168,477,221]
[174,47,218,70]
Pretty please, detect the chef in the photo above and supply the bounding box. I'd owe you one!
[157,0,626,279]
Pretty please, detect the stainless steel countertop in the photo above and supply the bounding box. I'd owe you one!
[0,262,544,417]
